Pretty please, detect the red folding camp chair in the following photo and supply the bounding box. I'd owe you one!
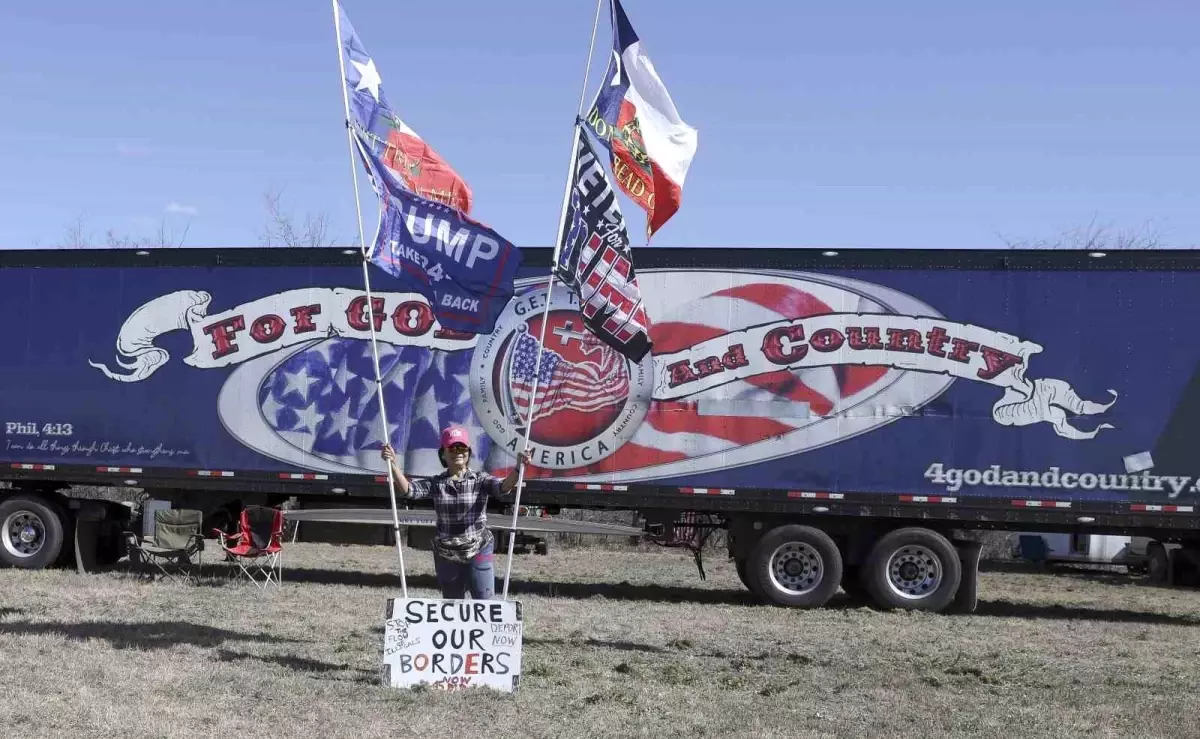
[212,505,284,588]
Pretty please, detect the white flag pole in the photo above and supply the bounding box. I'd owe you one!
[501,0,607,600]
[331,0,407,597]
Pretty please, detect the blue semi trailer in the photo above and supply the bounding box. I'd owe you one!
[3,245,1200,611]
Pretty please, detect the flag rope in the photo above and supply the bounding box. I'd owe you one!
[501,0,608,600]
[331,0,408,598]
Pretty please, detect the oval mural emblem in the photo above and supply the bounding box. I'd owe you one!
[470,285,654,470]
[214,269,955,480]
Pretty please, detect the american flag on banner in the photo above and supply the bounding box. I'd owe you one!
[555,123,653,363]
[256,337,490,477]
[508,331,630,423]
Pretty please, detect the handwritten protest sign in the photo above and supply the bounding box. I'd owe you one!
[383,598,523,692]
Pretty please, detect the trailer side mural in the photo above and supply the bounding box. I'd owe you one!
[4,253,1199,508]
[6,249,1200,610]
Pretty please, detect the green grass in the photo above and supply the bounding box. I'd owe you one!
[2,544,1200,738]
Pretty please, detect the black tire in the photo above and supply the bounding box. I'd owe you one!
[1147,543,1169,584]
[0,495,66,570]
[746,525,842,608]
[862,527,961,613]
[534,540,549,556]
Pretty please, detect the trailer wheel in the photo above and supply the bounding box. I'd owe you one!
[862,528,961,612]
[747,525,842,607]
[0,495,66,570]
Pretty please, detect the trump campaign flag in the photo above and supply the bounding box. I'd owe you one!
[337,1,473,213]
[586,0,698,239]
[555,123,653,362]
[351,130,522,336]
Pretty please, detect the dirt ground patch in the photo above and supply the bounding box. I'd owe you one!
[2,545,1199,738]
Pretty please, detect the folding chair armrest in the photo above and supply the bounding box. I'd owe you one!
[211,528,241,545]
[212,530,249,557]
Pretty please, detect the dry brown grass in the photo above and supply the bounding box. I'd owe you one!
[3,544,1200,738]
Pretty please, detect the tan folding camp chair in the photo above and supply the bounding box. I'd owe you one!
[125,508,205,584]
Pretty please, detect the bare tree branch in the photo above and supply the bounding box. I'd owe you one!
[999,215,1166,251]
[56,212,92,249]
[45,188,347,251]
[54,214,190,249]
[259,188,337,248]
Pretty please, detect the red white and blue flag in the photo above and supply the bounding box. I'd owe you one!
[337,1,474,214]
[336,2,521,335]
[556,123,653,363]
[586,0,698,239]
[351,128,522,336]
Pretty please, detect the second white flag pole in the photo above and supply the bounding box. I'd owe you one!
[501,0,609,600]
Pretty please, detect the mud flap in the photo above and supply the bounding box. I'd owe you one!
[947,539,982,614]
[73,505,106,574]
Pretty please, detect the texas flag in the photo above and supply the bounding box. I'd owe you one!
[336,1,474,214]
[587,0,698,239]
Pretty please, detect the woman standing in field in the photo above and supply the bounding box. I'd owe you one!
[380,425,529,600]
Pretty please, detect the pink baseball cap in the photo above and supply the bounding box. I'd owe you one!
[440,425,471,449]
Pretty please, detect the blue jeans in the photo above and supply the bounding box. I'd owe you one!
[433,536,495,600]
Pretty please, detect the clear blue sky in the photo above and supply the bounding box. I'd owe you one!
[2,0,1197,250]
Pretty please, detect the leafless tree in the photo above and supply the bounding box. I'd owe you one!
[45,189,348,250]
[998,215,1166,251]
[104,218,191,248]
[52,213,189,249]
[258,188,337,248]
[57,212,92,249]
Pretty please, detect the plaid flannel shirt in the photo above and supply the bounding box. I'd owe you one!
[406,470,515,542]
